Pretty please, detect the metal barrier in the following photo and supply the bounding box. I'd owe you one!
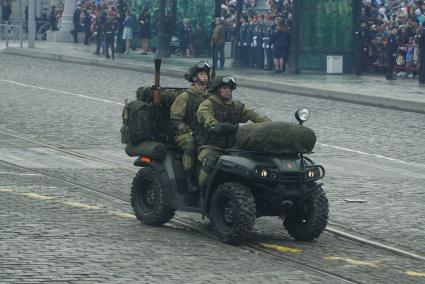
[0,23,24,48]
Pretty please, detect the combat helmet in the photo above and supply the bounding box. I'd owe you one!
[184,61,211,82]
[210,75,237,93]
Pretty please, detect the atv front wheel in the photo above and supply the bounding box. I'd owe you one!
[284,186,329,241]
[208,182,256,245]
[131,167,175,226]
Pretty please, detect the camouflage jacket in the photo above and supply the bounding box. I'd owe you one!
[170,84,210,136]
[196,95,271,148]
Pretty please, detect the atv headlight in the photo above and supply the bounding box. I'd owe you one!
[295,108,310,123]
[305,166,325,181]
[253,167,279,179]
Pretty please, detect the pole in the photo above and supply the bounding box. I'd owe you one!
[287,0,300,73]
[232,0,244,68]
[28,0,36,47]
[156,0,168,58]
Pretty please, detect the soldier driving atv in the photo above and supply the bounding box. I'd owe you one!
[195,75,272,205]
[170,61,211,193]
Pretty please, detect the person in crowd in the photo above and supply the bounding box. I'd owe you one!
[191,23,208,57]
[122,10,133,54]
[270,20,290,73]
[1,0,11,23]
[71,5,81,43]
[211,18,226,70]
[93,9,106,55]
[239,15,250,67]
[263,15,274,70]
[49,6,58,31]
[82,7,92,45]
[195,75,271,205]
[104,10,117,60]
[180,18,192,57]
[354,21,371,75]
[416,21,425,83]
[170,61,211,193]
[138,8,151,54]
[385,26,399,80]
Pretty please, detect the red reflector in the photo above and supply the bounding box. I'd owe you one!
[287,163,293,169]
[140,156,151,163]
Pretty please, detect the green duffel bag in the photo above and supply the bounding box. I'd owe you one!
[125,141,167,160]
[235,121,316,154]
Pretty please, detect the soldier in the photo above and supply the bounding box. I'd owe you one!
[417,22,425,84]
[170,61,211,192]
[263,16,274,71]
[255,15,266,70]
[195,75,271,204]
[354,21,371,76]
[239,15,250,67]
[385,26,399,80]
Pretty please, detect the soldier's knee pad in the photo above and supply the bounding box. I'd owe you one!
[202,156,218,174]
[183,137,196,156]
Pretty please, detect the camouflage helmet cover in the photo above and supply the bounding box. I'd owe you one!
[184,61,211,82]
[210,75,237,93]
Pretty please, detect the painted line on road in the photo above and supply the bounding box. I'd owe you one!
[258,243,302,253]
[21,192,54,200]
[323,256,378,267]
[405,271,425,277]
[319,143,425,168]
[2,78,424,169]
[0,79,123,106]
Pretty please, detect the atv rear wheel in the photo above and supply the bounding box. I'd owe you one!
[131,167,175,226]
[208,182,256,245]
[284,186,328,241]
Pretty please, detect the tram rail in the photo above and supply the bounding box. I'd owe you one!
[1,127,424,264]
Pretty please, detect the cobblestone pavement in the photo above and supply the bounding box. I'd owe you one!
[4,41,425,113]
[1,54,425,282]
[1,136,424,283]
[1,162,346,284]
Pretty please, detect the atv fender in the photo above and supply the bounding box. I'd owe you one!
[137,155,181,210]
[204,155,265,212]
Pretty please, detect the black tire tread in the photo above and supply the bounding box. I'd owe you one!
[208,182,256,245]
[284,187,329,241]
[131,167,175,226]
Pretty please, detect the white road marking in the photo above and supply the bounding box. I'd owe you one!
[2,78,425,169]
[0,79,123,106]
[318,143,425,168]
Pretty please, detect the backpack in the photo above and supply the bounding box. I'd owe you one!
[120,86,185,145]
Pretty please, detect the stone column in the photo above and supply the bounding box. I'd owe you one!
[55,0,76,42]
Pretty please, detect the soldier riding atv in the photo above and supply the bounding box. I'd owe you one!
[122,60,328,244]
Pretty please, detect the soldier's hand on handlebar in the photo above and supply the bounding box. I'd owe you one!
[211,122,236,136]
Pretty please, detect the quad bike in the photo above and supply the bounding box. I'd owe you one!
[130,107,328,245]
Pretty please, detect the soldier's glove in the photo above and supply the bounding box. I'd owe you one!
[210,122,236,136]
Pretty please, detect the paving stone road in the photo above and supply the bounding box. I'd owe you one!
[1,54,425,283]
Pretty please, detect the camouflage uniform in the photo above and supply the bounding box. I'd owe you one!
[171,63,211,193]
[170,84,210,172]
[196,85,271,186]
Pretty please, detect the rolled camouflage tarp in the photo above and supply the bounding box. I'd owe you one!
[125,142,167,160]
[235,121,316,154]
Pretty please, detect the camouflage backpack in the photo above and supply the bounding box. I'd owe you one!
[120,86,186,145]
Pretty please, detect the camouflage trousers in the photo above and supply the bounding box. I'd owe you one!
[197,145,226,186]
[174,133,196,171]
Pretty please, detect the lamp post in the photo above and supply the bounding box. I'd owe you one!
[28,0,35,47]
[156,0,168,58]
[287,0,300,74]
[56,0,75,42]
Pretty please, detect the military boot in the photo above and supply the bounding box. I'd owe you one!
[198,185,205,209]
[186,170,198,193]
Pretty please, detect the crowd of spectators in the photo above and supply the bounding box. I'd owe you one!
[359,0,425,77]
